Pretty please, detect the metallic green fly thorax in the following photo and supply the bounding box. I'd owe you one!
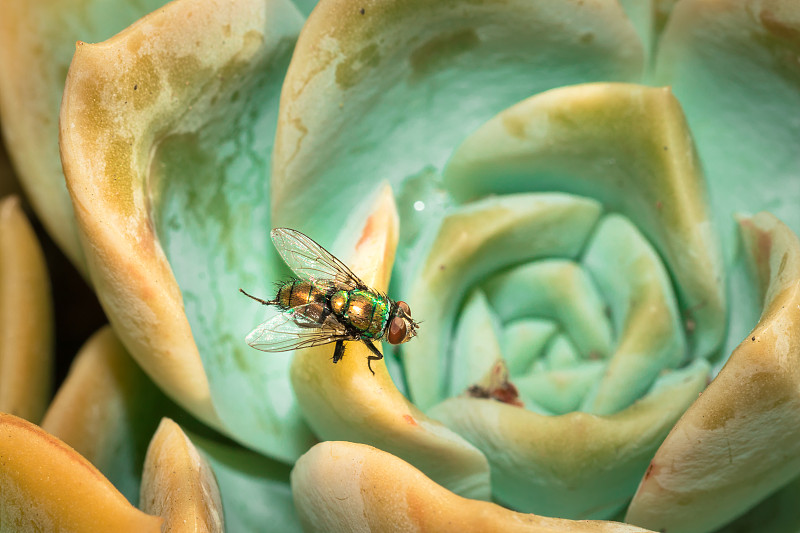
[337,290,390,339]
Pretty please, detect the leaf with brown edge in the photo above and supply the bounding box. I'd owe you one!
[141,418,223,533]
[626,213,800,533]
[59,0,315,462]
[291,441,656,533]
[290,184,491,500]
[0,413,162,532]
[0,0,169,271]
[0,196,52,423]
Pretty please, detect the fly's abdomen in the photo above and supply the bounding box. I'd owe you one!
[333,289,389,339]
[277,280,328,310]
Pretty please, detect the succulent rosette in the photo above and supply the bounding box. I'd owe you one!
[1,0,800,531]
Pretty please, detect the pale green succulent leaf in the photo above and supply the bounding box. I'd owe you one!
[484,259,613,360]
[430,359,709,520]
[448,288,504,397]
[654,0,800,249]
[403,193,604,410]
[515,361,606,415]
[580,214,685,415]
[272,0,644,248]
[151,0,314,463]
[654,0,800,359]
[443,82,725,362]
[617,0,656,62]
[540,335,581,371]
[502,319,557,375]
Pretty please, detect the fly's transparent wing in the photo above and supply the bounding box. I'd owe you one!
[271,228,368,290]
[246,303,356,352]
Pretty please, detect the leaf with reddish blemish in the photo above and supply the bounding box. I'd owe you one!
[626,213,800,533]
[290,185,491,500]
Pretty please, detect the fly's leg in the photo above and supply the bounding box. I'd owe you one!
[362,340,383,376]
[239,288,276,306]
[332,340,346,364]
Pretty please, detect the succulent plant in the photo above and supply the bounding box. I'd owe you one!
[1,0,800,532]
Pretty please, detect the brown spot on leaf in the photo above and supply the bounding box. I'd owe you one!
[335,43,381,89]
[502,113,527,140]
[644,461,662,480]
[465,361,523,407]
[102,136,137,217]
[409,28,479,80]
[701,371,793,430]
[760,9,800,45]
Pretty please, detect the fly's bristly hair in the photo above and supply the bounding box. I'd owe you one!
[273,278,299,291]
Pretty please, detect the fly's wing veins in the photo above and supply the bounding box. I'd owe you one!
[246,303,355,352]
[271,228,369,290]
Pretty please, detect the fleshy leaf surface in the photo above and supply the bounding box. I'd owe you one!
[404,192,604,410]
[405,82,722,518]
[291,185,491,500]
[0,196,52,423]
[272,0,644,245]
[626,213,800,533]
[141,418,224,533]
[443,82,724,361]
[59,0,316,461]
[431,360,708,519]
[0,413,162,532]
[291,441,657,533]
[0,0,170,270]
[654,0,800,251]
[41,325,191,505]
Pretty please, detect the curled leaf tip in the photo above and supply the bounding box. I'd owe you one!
[141,418,224,533]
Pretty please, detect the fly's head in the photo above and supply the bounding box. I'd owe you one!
[387,300,419,345]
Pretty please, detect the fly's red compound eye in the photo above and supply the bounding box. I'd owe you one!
[397,300,411,316]
[388,317,407,344]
